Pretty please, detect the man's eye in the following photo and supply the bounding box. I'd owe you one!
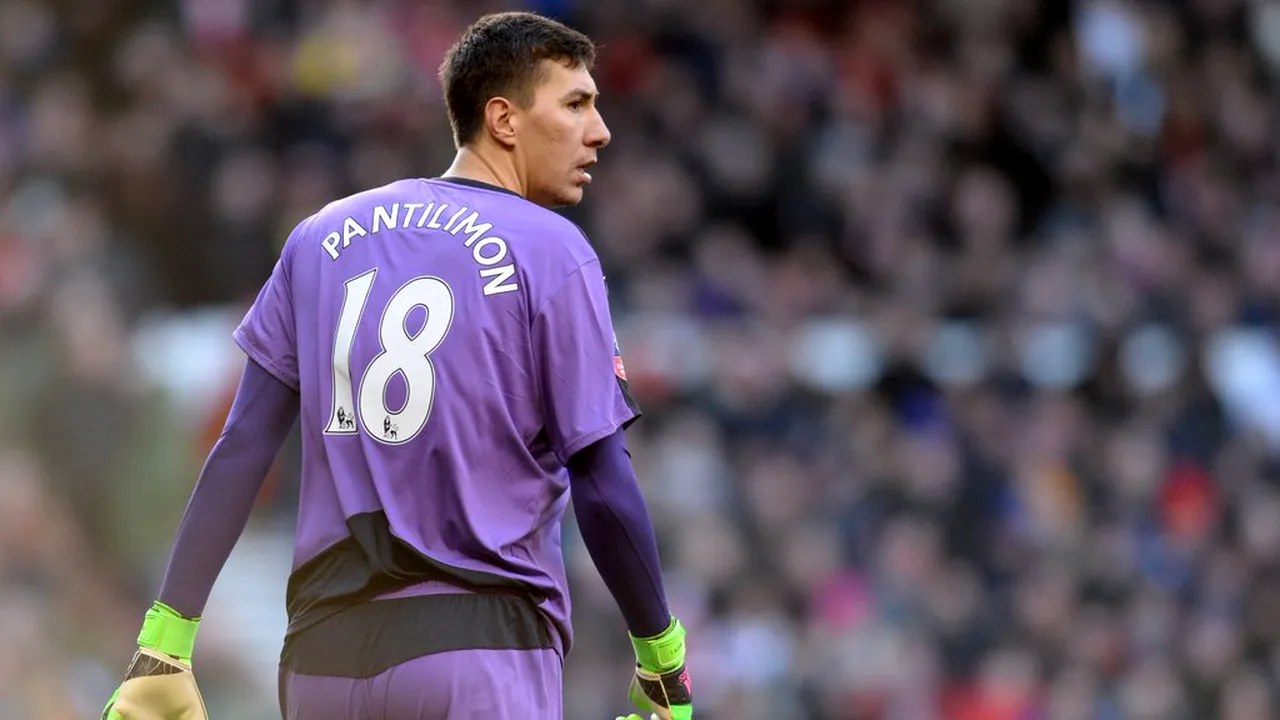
[568,100,584,110]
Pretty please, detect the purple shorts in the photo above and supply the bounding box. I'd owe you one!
[278,647,563,719]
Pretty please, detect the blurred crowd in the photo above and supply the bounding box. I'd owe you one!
[4,0,1280,718]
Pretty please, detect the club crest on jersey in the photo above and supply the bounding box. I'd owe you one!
[613,333,628,381]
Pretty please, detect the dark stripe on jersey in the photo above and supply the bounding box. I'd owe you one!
[284,510,547,641]
[280,592,552,677]
[617,375,641,427]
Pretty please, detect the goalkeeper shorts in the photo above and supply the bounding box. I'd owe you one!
[279,646,563,720]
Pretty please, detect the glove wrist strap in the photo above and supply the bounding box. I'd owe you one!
[630,616,685,673]
[137,601,200,664]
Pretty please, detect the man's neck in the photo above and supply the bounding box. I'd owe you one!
[443,146,526,198]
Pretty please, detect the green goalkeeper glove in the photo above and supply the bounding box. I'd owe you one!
[101,601,208,720]
[619,616,692,720]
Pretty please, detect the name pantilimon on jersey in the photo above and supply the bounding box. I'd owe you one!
[320,202,518,296]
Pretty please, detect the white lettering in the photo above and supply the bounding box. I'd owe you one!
[450,211,492,248]
[416,202,437,228]
[343,217,367,248]
[442,206,469,232]
[372,204,399,233]
[318,206,522,296]
[425,204,448,229]
[321,231,341,260]
[481,265,519,295]
[401,203,425,228]
[472,237,508,266]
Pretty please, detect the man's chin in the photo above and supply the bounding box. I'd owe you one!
[550,187,585,208]
[529,183,585,209]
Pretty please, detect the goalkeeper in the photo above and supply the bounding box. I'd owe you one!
[102,408,690,719]
[102,10,691,720]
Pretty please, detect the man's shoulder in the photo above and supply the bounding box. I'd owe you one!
[437,185,599,274]
[525,211,597,264]
[514,212,603,308]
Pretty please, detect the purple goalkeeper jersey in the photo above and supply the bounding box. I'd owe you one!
[233,177,640,655]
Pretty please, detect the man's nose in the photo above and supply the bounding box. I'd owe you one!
[586,111,611,149]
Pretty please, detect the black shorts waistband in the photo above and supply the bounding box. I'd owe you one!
[279,592,553,678]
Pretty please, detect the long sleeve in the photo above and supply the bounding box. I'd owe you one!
[568,429,670,638]
[157,358,300,618]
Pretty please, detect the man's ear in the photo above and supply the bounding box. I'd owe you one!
[484,97,518,149]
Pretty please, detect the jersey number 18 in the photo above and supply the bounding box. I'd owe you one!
[324,268,455,445]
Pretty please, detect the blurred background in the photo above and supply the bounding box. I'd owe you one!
[4,0,1280,718]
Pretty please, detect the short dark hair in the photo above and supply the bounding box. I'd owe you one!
[439,12,596,147]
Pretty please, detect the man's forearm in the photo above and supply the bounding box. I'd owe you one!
[157,358,299,618]
[568,430,671,638]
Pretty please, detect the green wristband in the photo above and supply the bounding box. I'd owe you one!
[629,616,686,673]
[136,601,200,664]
